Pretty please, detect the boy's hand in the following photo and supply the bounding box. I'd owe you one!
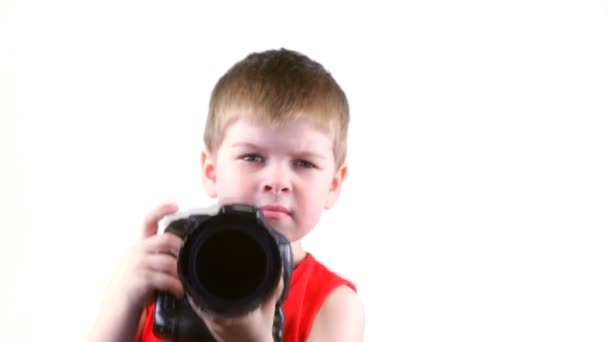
[87,203,184,342]
[115,203,185,310]
[192,274,285,342]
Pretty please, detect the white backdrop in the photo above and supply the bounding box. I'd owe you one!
[2,1,608,341]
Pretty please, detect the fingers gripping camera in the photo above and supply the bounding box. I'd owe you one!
[153,204,294,341]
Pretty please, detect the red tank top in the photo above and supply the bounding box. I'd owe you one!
[139,253,355,342]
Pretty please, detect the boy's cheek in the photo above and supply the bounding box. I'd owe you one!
[216,177,253,200]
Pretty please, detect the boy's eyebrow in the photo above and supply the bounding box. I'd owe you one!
[230,142,329,161]
[296,151,329,161]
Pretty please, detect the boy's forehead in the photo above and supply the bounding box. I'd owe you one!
[220,105,335,131]
[222,117,335,151]
[228,115,330,135]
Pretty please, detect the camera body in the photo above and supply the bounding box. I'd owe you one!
[153,204,293,341]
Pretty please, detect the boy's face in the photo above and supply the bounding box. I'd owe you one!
[200,117,347,244]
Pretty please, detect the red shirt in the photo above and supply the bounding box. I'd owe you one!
[139,253,356,342]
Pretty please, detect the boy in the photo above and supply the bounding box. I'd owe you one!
[87,48,365,342]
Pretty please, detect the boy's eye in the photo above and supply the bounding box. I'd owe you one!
[294,159,316,169]
[241,154,264,163]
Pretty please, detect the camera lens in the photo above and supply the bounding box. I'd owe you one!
[179,214,282,317]
[194,229,266,300]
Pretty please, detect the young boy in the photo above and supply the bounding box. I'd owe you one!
[87,48,365,342]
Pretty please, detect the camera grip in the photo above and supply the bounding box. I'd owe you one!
[153,291,214,340]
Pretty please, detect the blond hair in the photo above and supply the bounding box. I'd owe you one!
[203,48,350,166]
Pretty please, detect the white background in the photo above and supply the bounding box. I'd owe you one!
[2,1,607,341]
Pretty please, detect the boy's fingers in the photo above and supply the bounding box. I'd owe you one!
[143,233,183,257]
[145,271,184,299]
[142,203,179,238]
[145,253,180,278]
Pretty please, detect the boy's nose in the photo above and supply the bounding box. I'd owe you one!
[262,168,292,194]
[263,182,290,193]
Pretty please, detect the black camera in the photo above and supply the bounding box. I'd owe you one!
[153,204,293,341]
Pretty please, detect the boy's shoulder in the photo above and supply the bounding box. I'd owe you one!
[283,253,364,341]
[290,253,356,291]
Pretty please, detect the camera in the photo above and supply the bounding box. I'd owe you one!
[153,204,294,341]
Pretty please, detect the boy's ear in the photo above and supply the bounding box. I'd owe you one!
[324,163,348,209]
[200,149,218,198]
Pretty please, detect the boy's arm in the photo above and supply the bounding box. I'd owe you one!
[86,297,143,342]
[306,285,366,342]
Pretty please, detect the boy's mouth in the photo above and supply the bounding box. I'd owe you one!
[260,204,291,220]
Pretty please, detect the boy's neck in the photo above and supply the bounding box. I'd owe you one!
[290,240,307,265]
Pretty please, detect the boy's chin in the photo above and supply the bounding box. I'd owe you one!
[265,221,297,241]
